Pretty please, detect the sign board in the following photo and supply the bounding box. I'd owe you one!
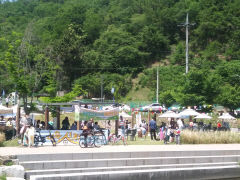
[38,130,108,146]
[79,107,119,121]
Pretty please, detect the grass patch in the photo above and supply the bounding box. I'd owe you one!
[2,138,20,147]
[111,134,169,145]
[0,175,6,180]
[110,131,240,145]
[181,130,240,144]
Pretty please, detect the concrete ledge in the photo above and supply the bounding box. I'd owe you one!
[25,162,238,179]
[29,166,240,180]
[20,155,240,170]
[16,150,240,161]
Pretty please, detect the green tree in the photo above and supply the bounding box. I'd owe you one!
[216,84,240,111]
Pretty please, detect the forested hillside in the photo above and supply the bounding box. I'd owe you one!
[0,0,239,110]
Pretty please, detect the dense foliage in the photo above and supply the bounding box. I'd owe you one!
[0,0,239,111]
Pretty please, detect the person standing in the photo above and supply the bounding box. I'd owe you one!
[62,117,70,130]
[20,115,29,146]
[119,115,126,143]
[175,126,181,145]
[217,121,222,131]
[106,120,111,138]
[5,97,9,107]
[164,125,171,144]
[149,118,157,140]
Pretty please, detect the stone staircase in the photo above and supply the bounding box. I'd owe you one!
[16,150,240,180]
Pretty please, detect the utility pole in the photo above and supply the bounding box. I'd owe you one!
[179,13,195,74]
[185,13,189,74]
[156,66,159,103]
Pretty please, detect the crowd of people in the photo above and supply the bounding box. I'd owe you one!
[133,118,181,144]
[0,108,234,147]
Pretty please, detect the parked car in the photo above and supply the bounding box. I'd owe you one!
[142,103,162,112]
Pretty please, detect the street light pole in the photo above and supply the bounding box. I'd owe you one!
[185,13,189,74]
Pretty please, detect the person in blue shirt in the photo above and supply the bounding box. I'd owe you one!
[149,118,157,140]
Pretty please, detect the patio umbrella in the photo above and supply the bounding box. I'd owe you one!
[159,111,181,118]
[179,108,200,116]
[194,113,212,119]
[218,113,236,120]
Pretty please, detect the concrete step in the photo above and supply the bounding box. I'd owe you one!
[16,150,240,162]
[20,155,240,170]
[29,165,240,180]
[25,162,238,179]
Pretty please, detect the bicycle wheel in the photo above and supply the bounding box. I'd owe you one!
[79,135,86,148]
[101,134,107,145]
[87,134,94,148]
[94,135,103,148]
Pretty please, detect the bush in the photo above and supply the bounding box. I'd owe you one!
[181,130,240,144]
[0,133,5,147]
[0,174,6,180]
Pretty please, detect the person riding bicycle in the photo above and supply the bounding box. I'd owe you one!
[87,118,94,132]
[82,121,89,147]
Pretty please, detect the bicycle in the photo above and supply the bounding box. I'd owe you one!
[34,129,56,147]
[108,133,127,145]
[93,128,107,147]
[79,131,95,148]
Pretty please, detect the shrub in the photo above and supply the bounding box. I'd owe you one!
[0,174,6,180]
[0,133,5,147]
[181,130,240,144]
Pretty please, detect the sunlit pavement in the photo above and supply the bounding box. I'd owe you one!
[1,144,240,156]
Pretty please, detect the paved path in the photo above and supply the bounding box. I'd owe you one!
[1,144,240,156]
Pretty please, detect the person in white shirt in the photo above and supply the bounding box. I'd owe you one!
[5,97,9,107]
[25,123,35,147]
[177,118,184,130]
[20,115,29,145]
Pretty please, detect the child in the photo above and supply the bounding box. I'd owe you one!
[164,126,171,144]
[25,123,35,147]
[175,126,181,145]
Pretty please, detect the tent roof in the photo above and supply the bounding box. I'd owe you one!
[194,113,212,119]
[218,113,236,120]
[179,108,200,116]
[159,111,180,118]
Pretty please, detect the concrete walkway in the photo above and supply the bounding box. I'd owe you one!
[1,144,240,156]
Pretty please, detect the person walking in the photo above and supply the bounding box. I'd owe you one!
[149,118,157,140]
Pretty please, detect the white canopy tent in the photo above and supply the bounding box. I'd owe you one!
[218,113,236,120]
[194,113,212,119]
[159,111,181,118]
[179,108,200,116]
